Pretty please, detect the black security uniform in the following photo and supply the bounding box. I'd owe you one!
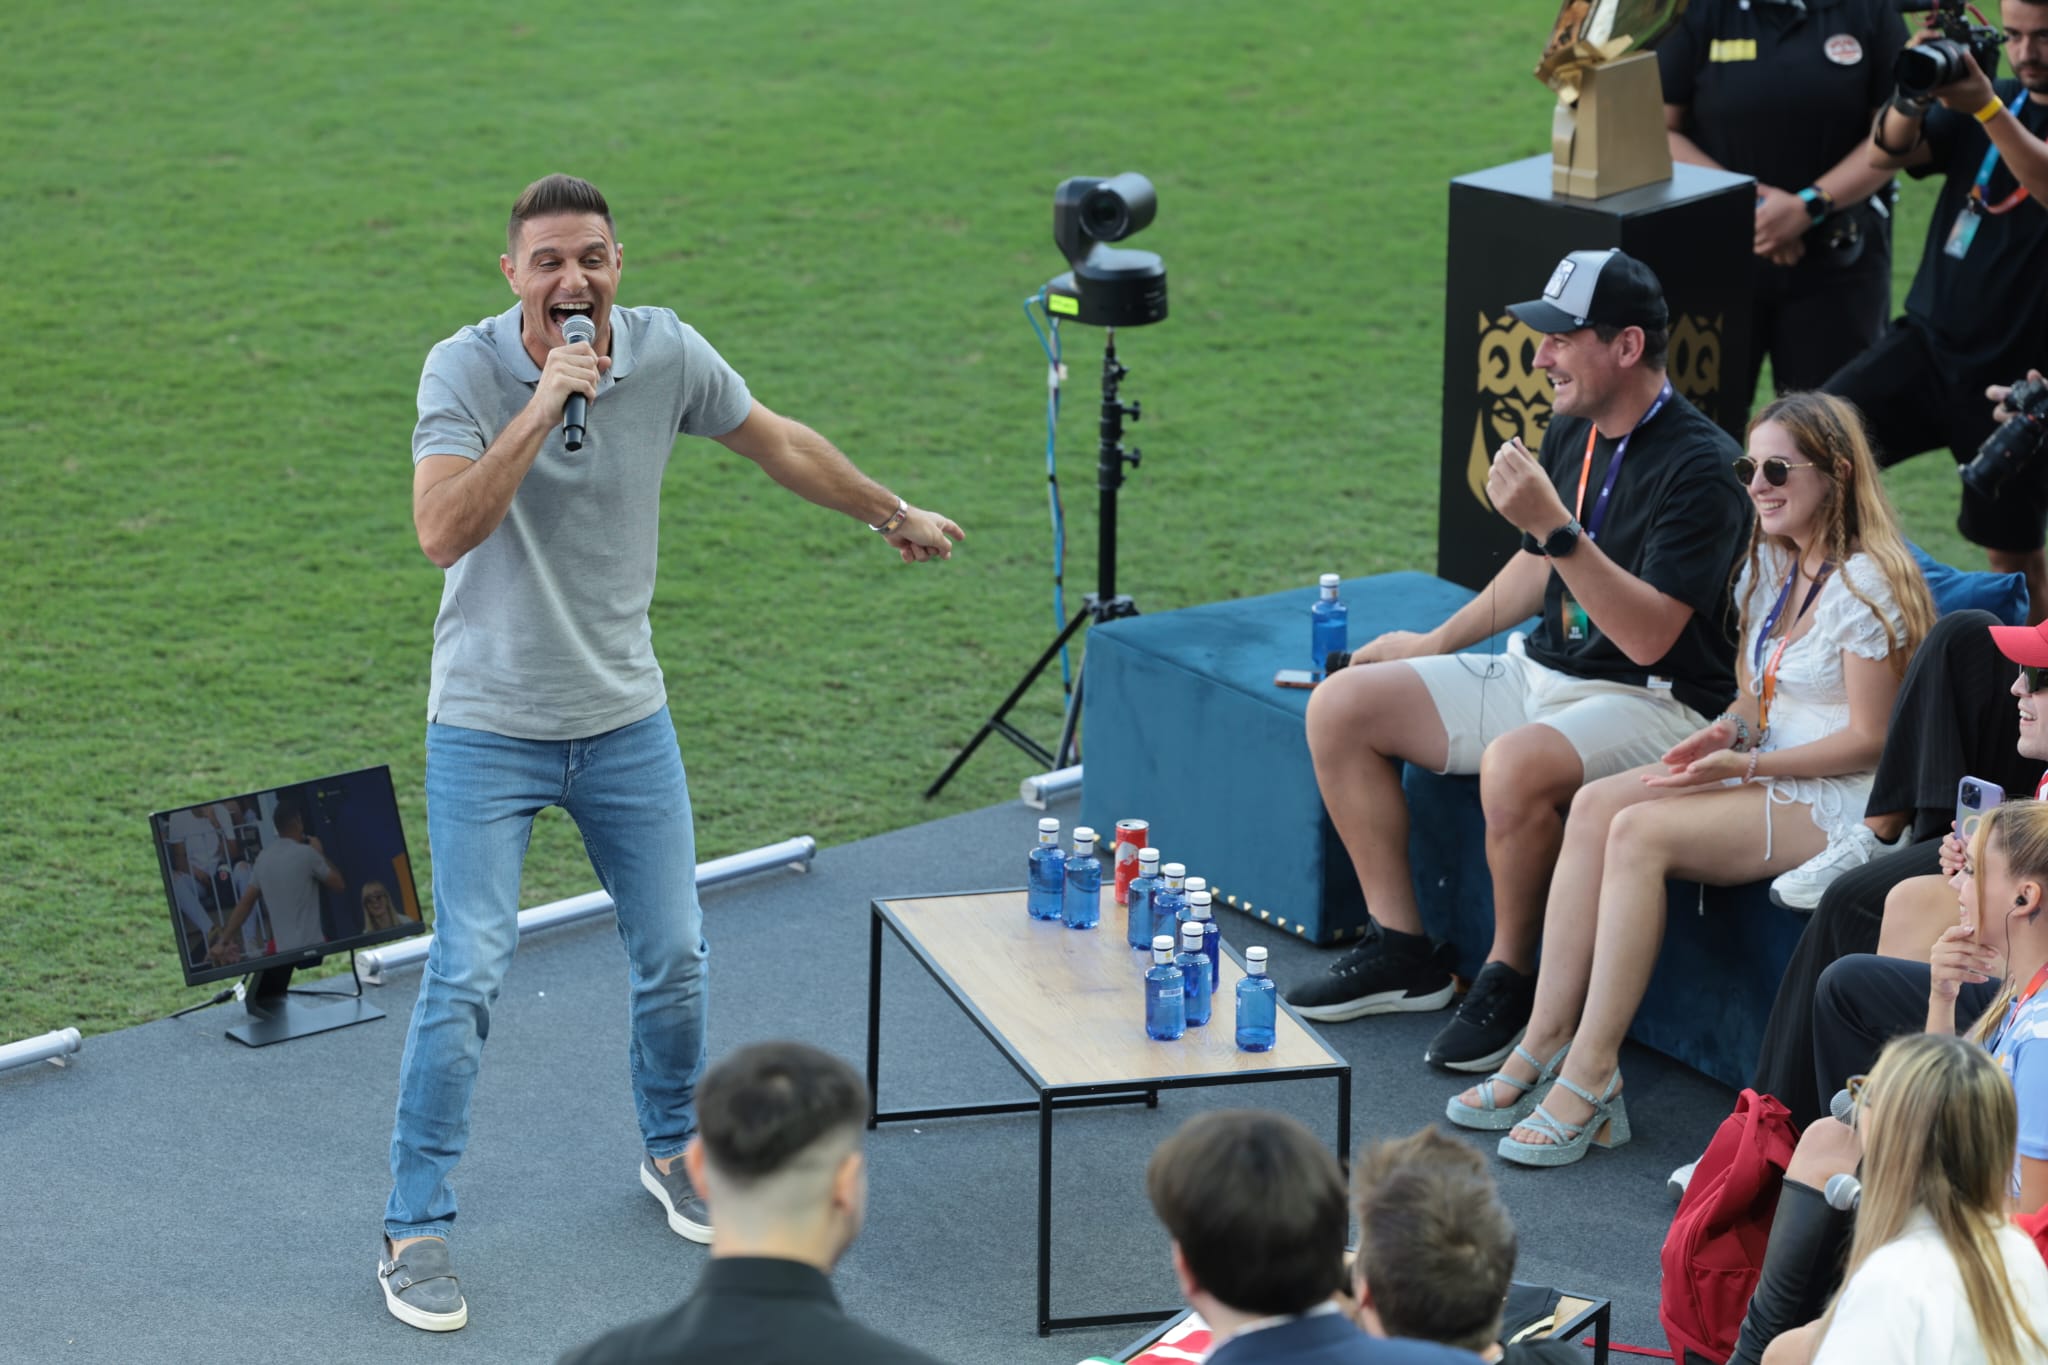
[1824,78,2048,551]
[1658,0,1904,412]
[1518,395,1751,722]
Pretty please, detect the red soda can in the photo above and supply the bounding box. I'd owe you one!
[1113,819,1149,904]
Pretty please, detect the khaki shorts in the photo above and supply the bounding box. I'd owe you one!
[1404,635,1707,779]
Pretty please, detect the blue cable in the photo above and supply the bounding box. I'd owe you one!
[1024,292,1072,695]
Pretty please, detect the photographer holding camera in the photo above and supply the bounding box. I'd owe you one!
[1822,0,2048,620]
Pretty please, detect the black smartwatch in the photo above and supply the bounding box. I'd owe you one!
[1541,518,1583,558]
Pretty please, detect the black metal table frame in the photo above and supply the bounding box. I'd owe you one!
[866,891,1353,1336]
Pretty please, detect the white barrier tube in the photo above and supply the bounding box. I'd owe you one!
[0,1027,82,1075]
[1020,764,1084,809]
[358,835,818,984]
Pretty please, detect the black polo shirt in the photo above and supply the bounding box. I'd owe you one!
[1519,391,1751,720]
[1903,79,2048,381]
[1659,0,1903,195]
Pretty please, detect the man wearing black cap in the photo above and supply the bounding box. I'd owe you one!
[1290,249,1750,1073]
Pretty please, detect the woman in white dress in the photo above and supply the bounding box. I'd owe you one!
[1447,391,1937,1165]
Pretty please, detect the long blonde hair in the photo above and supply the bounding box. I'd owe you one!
[1965,801,2048,1051]
[1735,393,1936,678]
[1816,1033,2047,1365]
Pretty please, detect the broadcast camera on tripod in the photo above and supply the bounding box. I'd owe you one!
[924,174,1167,800]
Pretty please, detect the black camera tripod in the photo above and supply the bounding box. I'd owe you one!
[925,330,1143,799]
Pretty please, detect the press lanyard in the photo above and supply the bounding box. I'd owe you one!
[1754,561,1832,738]
[1970,90,2032,215]
[1574,381,1673,542]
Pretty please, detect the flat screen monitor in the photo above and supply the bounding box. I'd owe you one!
[151,765,424,1046]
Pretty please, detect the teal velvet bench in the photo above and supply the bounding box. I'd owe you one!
[1080,571,1802,1090]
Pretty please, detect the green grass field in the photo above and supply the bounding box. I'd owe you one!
[0,1,1975,1039]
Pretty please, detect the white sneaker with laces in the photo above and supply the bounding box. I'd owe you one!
[1769,823,1894,912]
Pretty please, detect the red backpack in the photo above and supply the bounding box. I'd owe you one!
[1659,1089,1801,1365]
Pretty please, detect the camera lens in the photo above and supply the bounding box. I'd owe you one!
[1080,188,1130,241]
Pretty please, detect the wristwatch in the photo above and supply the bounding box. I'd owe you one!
[1541,518,1583,558]
[1797,186,1834,222]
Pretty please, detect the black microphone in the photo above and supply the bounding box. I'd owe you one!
[561,313,595,451]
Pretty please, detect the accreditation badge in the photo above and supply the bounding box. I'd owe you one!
[1945,202,1984,259]
[1561,591,1590,643]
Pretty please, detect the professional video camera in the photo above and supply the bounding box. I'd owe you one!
[1044,174,1167,328]
[1961,377,2048,498]
[1893,0,2004,101]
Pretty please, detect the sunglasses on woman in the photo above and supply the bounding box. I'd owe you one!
[1733,456,1820,486]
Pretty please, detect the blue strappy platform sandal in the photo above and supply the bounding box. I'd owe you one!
[1444,1041,1571,1131]
[1497,1070,1630,1167]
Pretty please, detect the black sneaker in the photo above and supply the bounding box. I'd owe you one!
[1285,921,1456,1022]
[640,1153,713,1242]
[1424,960,1535,1072]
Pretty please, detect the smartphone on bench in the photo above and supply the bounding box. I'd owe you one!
[1274,669,1318,689]
[1957,777,2005,848]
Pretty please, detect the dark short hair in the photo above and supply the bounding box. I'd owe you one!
[696,1041,867,1184]
[270,794,305,833]
[1146,1110,1347,1316]
[1592,320,1670,371]
[1352,1128,1516,1352]
[508,174,614,254]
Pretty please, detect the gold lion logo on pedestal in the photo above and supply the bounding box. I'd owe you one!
[1466,309,1724,510]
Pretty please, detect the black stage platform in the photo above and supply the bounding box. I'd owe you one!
[2,798,1737,1363]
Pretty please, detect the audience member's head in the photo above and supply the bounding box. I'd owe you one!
[1989,619,2048,762]
[683,1040,870,1270]
[1738,391,1936,676]
[271,794,306,838]
[1819,1032,2045,1363]
[1351,1127,1515,1353]
[1145,1110,1348,1330]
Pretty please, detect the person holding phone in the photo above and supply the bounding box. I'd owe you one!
[1447,392,1935,1166]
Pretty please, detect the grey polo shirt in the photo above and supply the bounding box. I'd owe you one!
[412,303,752,740]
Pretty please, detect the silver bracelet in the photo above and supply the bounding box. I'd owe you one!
[1715,711,1750,753]
[868,497,909,535]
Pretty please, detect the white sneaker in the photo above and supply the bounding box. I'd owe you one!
[1769,824,1895,912]
[1668,1159,1698,1200]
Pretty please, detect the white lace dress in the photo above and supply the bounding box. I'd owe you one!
[1736,549,1908,851]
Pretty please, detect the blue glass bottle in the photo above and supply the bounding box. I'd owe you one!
[1145,935,1186,1040]
[1125,847,1163,950]
[1236,945,1277,1052]
[1027,817,1066,921]
[1310,573,1348,679]
[1188,889,1222,985]
[1176,923,1214,1027]
[1152,862,1188,944]
[1063,826,1101,929]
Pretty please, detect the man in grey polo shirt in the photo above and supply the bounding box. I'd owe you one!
[377,173,964,1334]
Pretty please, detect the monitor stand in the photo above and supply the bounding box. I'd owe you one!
[226,964,385,1048]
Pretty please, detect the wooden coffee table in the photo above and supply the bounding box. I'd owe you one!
[865,886,1352,1335]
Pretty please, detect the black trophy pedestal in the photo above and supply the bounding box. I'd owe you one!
[1436,155,1755,589]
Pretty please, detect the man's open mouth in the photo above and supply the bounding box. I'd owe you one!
[550,302,594,326]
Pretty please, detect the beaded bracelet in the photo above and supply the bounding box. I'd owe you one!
[1745,750,1762,784]
[1715,711,1751,753]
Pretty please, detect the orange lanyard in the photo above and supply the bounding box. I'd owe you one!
[1755,565,1832,739]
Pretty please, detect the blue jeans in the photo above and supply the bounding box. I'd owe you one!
[384,708,708,1242]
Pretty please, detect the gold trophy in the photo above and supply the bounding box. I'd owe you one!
[1540,0,1689,199]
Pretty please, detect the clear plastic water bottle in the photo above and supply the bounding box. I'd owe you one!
[1311,573,1348,680]
[1063,826,1101,929]
[1188,889,1222,984]
[1125,847,1163,950]
[1152,862,1188,944]
[1236,946,1277,1051]
[1145,935,1186,1041]
[1027,817,1066,921]
[1176,922,1214,1027]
